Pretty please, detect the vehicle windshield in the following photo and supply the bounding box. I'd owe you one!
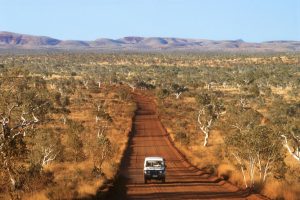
[145,160,164,167]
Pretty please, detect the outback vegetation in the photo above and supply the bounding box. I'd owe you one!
[0,52,299,199]
[0,55,136,199]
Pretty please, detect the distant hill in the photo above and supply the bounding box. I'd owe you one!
[1,31,300,52]
[0,31,60,46]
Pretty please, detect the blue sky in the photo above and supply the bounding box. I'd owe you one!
[1,0,299,42]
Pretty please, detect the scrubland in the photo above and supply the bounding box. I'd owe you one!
[0,52,299,199]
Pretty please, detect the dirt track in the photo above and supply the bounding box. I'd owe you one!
[107,93,264,200]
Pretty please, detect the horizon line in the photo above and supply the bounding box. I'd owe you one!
[1,30,300,44]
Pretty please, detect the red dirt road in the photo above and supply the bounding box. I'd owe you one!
[107,93,264,200]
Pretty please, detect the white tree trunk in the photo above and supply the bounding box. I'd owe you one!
[262,159,270,183]
[203,131,209,147]
[197,109,212,147]
[206,83,211,90]
[240,98,248,109]
[83,80,89,89]
[248,155,256,188]
[61,115,67,125]
[41,146,58,166]
[222,82,227,88]
[128,83,135,92]
[256,153,262,181]
[8,170,16,190]
[281,135,300,161]
[174,92,182,99]
[232,153,248,188]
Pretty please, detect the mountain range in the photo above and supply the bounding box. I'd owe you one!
[1,31,300,52]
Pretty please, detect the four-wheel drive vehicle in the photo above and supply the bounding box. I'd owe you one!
[143,157,166,183]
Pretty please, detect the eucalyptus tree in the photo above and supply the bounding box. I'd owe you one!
[196,90,225,146]
[66,120,85,162]
[171,83,188,99]
[224,99,286,189]
[266,95,300,162]
[92,100,114,176]
[225,125,285,188]
[0,69,53,190]
[29,128,63,168]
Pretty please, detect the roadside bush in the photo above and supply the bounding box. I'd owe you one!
[156,88,170,99]
[66,120,85,162]
[117,88,131,101]
[174,131,190,145]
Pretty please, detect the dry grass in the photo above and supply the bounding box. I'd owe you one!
[262,180,300,200]
[271,86,298,102]
[77,179,104,197]
[23,192,48,200]
[184,130,224,169]
[217,164,235,179]
[158,90,300,199]
[1,53,299,199]
[20,85,136,199]
[163,107,225,170]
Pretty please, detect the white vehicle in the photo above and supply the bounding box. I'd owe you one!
[143,157,166,183]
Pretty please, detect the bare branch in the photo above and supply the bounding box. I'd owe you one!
[8,104,19,117]
[97,125,107,138]
[127,83,136,92]
[197,109,212,146]
[83,80,89,89]
[232,152,248,188]
[41,146,58,166]
[231,124,242,132]
[32,113,39,123]
[174,92,182,99]
[281,134,300,161]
